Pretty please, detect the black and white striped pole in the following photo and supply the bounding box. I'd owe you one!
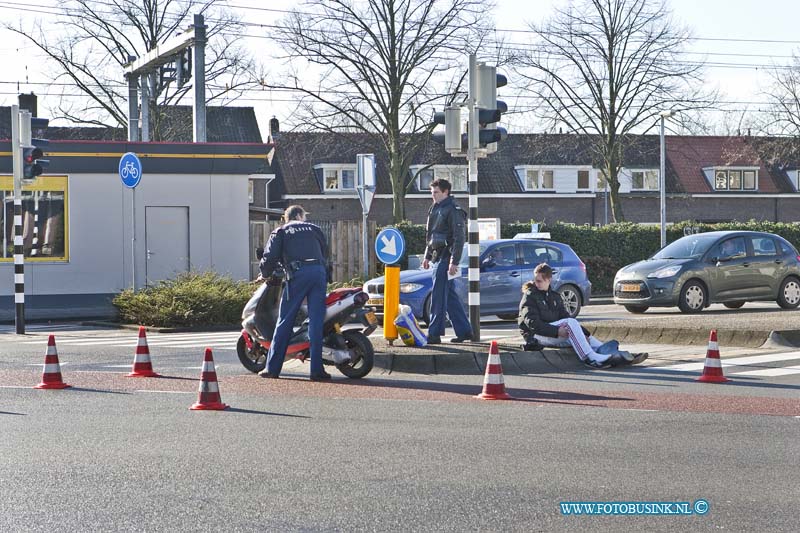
[10,105,25,334]
[466,54,481,341]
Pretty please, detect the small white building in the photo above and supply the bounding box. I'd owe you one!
[0,139,271,320]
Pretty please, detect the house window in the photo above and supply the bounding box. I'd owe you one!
[577,170,590,190]
[412,165,467,191]
[516,167,556,191]
[542,170,554,189]
[729,170,742,189]
[1,176,69,261]
[631,170,659,190]
[526,169,539,190]
[314,165,357,192]
[743,170,756,190]
[714,169,758,191]
[248,180,254,203]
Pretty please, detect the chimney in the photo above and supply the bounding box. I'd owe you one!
[19,92,38,116]
[269,115,280,140]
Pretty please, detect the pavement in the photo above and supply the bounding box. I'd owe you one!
[363,295,800,375]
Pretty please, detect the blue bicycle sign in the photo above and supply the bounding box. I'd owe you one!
[119,152,142,188]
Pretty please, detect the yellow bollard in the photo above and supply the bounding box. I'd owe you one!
[383,264,400,341]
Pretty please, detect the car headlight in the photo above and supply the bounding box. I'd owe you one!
[647,265,682,279]
[399,283,425,293]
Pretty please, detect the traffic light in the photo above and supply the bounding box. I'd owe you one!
[474,63,507,152]
[21,116,50,183]
[23,145,49,180]
[176,47,192,88]
[431,106,465,155]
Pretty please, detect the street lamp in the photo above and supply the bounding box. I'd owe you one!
[659,110,674,248]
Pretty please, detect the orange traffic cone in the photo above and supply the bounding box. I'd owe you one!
[127,326,160,378]
[475,341,513,400]
[34,335,71,389]
[697,329,729,383]
[190,348,229,410]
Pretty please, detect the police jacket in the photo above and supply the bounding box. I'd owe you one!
[424,195,466,264]
[259,221,328,279]
[518,286,570,338]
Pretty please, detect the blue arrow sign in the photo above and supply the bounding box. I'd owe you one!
[119,152,142,188]
[375,227,405,265]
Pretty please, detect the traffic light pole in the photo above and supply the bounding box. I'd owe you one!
[467,54,481,342]
[10,105,25,334]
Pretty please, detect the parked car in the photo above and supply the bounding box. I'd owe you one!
[363,238,592,324]
[613,230,800,313]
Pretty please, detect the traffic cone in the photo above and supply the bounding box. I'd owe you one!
[475,341,513,400]
[190,348,229,411]
[34,335,71,389]
[697,329,729,383]
[127,326,160,378]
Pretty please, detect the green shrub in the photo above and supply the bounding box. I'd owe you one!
[113,271,254,328]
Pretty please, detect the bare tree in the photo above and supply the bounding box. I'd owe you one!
[752,56,800,165]
[268,0,493,222]
[511,0,715,221]
[6,0,261,139]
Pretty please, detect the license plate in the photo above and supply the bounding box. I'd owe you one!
[620,283,640,293]
[367,298,384,306]
[365,311,378,325]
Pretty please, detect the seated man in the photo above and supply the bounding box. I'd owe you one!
[518,263,647,368]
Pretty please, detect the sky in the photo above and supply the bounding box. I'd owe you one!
[1,0,800,136]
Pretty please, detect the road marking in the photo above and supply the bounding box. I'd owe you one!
[135,390,194,394]
[734,365,800,377]
[658,351,800,372]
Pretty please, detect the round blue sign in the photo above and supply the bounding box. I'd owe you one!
[119,152,142,188]
[375,227,405,265]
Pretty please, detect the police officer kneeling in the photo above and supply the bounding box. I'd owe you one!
[258,205,331,381]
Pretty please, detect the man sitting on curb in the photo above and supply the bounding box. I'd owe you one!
[518,263,647,369]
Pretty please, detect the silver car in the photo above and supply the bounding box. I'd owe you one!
[613,230,800,313]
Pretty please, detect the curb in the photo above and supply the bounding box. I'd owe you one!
[583,324,787,349]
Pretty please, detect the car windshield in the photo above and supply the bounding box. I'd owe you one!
[652,234,719,260]
[458,243,489,267]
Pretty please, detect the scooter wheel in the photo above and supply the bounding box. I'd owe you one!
[237,334,267,373]
[335,330,374,379]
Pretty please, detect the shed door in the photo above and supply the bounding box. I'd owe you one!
[145,206,190,285]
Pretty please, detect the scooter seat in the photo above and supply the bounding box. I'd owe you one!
[326,287,360,305]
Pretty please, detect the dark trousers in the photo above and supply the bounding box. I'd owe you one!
[428,255,472,339]
[266,264,326,376]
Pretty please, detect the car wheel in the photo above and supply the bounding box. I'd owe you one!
[678,280,706,313]
[496,313,518,321]
[777,276,800,309]
[558,284,582,318]
[422,294,432,326]
[624,305,649,314]
[723,301,745,309]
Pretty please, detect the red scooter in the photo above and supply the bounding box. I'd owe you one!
[237,275,378,378]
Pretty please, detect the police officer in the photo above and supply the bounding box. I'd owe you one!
[258,205,331,380]
[422,178,473,344]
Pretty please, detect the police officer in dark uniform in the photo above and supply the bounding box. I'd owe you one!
[258,205,331,380]
[422,178,473,344]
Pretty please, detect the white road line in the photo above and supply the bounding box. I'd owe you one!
[734,365,800,377]
[135,390,195,394]
[658,351,800,372]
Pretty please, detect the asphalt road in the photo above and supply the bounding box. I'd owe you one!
[1,314,799,532]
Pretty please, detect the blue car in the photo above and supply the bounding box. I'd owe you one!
[363,238,592,324]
